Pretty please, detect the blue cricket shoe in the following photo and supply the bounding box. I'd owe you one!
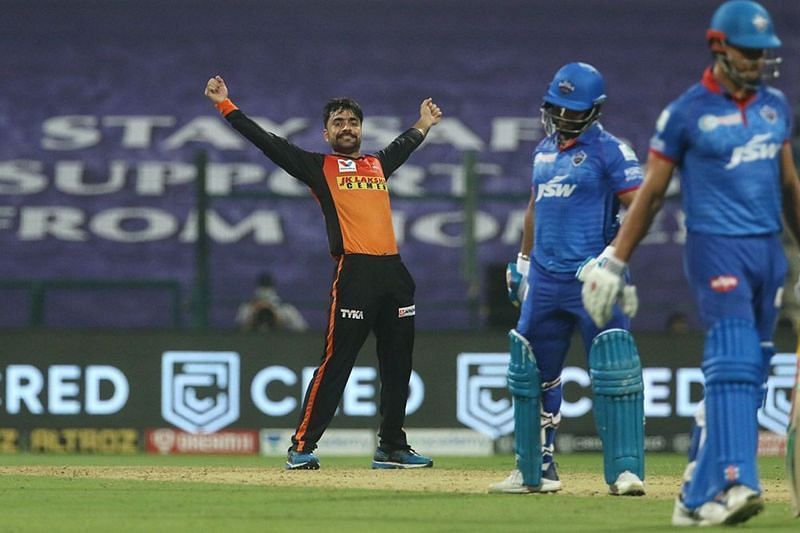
[285,449,320,470]
[371,447,433,469]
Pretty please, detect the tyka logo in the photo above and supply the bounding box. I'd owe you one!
[161,351,240,434]
[340,308,364,319]
[758,353,797,435]
[456,353,514,438]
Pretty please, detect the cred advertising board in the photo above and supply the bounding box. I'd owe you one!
[0,330,795,453]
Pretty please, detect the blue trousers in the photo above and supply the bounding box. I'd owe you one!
[516,260,629,462]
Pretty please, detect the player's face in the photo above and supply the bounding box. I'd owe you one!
[725,45,767,83]
[324,109,362,155]
[551,107,589,132]
[541,104,594,138]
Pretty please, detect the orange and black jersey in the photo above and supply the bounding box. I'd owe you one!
[223,106,424,257]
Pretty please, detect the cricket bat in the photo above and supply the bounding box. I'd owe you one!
[788,344,800,517]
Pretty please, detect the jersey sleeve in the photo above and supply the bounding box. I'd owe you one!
[225,109,324,187]
[649,101,688,163]
[604,139,643,194]
[375,128,425,177]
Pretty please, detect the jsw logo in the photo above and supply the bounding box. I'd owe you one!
[536,175,576,201]
[340,309,364,320]
[725,133,781,170]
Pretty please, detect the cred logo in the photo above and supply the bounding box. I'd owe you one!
[161,351,240,434]
[710,275,739,293]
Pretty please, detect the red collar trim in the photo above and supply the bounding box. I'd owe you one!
[558,138,578,152]
[701,67,756,107]
[701,67,722,94]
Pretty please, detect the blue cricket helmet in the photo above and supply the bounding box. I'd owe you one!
[542,62,606,112]
[707,0,781,49]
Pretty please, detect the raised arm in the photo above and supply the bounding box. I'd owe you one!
[204,75,323,185]
[377,98,443,177]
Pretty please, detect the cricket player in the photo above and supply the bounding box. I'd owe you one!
[489,62,646,496]
[205,76,442,470]
[580,1,800,526]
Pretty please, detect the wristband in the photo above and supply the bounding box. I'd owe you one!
[597,245,626,276]
[215,98,239,117]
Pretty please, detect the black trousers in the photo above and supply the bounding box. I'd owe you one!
[291,254,416,453]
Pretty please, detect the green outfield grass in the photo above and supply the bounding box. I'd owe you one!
[0,454,795,532]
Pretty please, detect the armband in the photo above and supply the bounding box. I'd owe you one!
[215,98,239,117]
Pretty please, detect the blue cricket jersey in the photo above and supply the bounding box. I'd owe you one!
[649,68,791,236]
[532,123,642,273]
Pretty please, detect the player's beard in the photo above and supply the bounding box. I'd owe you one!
[720,55,765,91]
[332,133,361,156]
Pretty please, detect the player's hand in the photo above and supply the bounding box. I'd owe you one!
[205,75,229,104]
[620,285,639,318]
[418,98,443,129]
[575,256,598,283]
[576,254,637,316]
[579,246,627,327]
[506,254,530,307]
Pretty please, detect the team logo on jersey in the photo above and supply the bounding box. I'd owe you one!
[709,275,739,293]
[571,151,587,166]
[337,159,357,172]
[337,175,388,191]
[398,305,415,318]
[536,174,576,201]
[698,112,742,132]
[725,133,781,169]
[558,80,575,94]
[760,105,778,124]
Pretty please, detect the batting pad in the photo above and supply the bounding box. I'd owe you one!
[589,328,645,485]
[508,329,542,487]
[684,318,762,509]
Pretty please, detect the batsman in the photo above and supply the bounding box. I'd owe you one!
[489,62,646,496]
[581,1,800,526]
